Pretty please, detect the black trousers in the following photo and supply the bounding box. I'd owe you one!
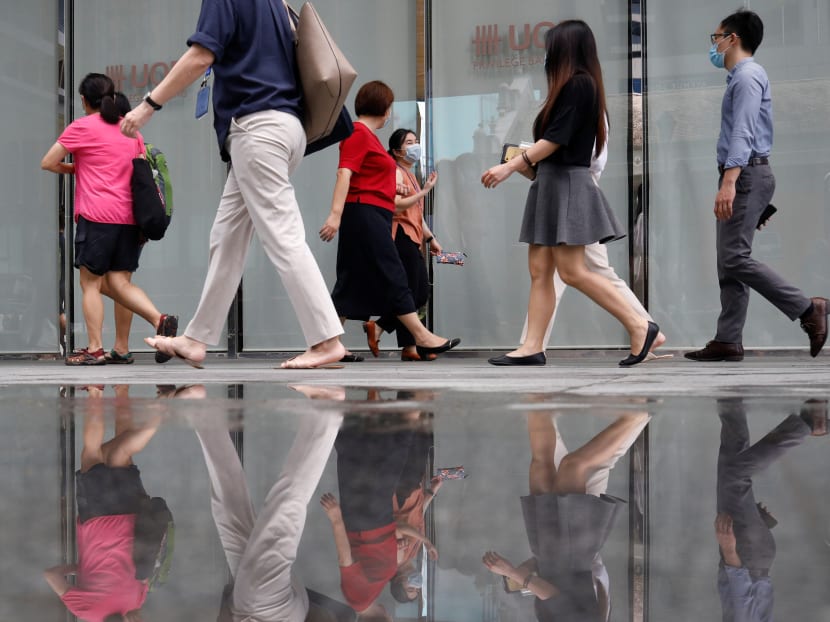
[377,228,430,347]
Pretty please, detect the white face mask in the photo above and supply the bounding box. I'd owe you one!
[403,144,422,163]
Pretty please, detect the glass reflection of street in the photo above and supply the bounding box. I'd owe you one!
[3,386,828,621]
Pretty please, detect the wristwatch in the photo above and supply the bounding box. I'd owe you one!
[143,93,163,111]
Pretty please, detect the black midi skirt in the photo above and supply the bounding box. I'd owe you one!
[331,202,417,319]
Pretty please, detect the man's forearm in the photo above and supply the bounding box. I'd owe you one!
[145,44,214,107]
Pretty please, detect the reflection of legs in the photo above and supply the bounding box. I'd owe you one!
[81,387,160,470]
[80,390,106,472]
[550,414,650,495]
[232,413,343,617]
[545,414,650,495]
[193,419,256,577]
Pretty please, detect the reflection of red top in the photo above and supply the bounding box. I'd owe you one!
[61,515,149,622]
[339,122,396,212]
[340,523,397,612]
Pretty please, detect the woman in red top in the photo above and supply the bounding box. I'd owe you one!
[319,81,459,360]
[363,129,443,361]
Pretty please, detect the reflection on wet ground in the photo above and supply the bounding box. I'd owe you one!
[2,384,829,621]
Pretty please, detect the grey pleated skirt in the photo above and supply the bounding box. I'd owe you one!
[521,492,625,573]
[519,161,625,247]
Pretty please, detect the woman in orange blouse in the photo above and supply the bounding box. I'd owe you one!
[363,129,443,361]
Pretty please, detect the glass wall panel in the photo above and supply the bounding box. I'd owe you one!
[648,1,830,347]
[72,1,228,353]
[0,1,60,353]
[430,1,632,348]
[242,1,419,350]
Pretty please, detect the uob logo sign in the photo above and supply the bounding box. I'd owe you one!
[471,21,554,70]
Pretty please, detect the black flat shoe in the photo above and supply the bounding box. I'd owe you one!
[619,322,660,367]
[340,354,365,363]
[416,338,461,358]
[488,352,546,366]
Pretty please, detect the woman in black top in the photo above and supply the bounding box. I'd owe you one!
[481,20,659,367]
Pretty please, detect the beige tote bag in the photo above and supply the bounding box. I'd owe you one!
[282,1,358,143]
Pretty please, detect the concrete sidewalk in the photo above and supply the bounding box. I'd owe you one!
[1,350,828,397]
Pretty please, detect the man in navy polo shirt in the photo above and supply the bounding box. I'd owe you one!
[122,0,346,369]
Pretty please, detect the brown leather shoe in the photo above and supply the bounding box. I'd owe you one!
[800,399,828,436]
[362,320,380,357]
[800,297,828,357]
[684,340,744,362]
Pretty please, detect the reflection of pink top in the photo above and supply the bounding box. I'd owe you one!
[61,515,149,622]
[58,113,144,225]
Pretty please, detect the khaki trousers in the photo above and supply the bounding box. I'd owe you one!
[186,110,343,346]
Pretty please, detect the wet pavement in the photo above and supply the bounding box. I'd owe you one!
[1,354,829,621]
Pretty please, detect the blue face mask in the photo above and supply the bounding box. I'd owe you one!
[404,144,422,163]
[407,573,423,589]
[709,39,732,69]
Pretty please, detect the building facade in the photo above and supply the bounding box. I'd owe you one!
[3,0,829,355]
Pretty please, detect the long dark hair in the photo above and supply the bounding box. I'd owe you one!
[532,20,607,156]
[78,72,119,124]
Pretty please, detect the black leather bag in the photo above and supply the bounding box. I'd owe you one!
[131,157,168,240]
[304,105,354,156]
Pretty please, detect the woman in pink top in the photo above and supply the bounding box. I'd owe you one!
[41,73,177,365]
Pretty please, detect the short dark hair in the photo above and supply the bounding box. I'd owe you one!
[721,9,764,54]
[354,80,394,117]
[390,576,417,603]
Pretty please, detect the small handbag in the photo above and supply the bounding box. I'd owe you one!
[278,1,358,146]
[131,146,168,241]
[501,142,537,181]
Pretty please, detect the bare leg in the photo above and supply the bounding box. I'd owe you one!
[513,245,557,357]
[527,412,558,495]
[397,313,451,348]
[552,413,650,494]
[78,267,105,352]
[101,277,135,355]
[554,245,649,355]
[80,386,106,472]
[104,271,162,330]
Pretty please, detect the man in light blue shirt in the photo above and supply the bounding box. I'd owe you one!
[685,9,828,362]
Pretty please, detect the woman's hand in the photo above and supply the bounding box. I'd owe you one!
[482,551,517,578]
[423,171,438,192]
[428,238,443,255]
[427,543,439,560]
[396,181,412,196]
[481,163,512,189]
[319,213,341,242]
[320,493,343,522]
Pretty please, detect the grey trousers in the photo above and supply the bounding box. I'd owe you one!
[716,398,811,571]
[714,164,810,343]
